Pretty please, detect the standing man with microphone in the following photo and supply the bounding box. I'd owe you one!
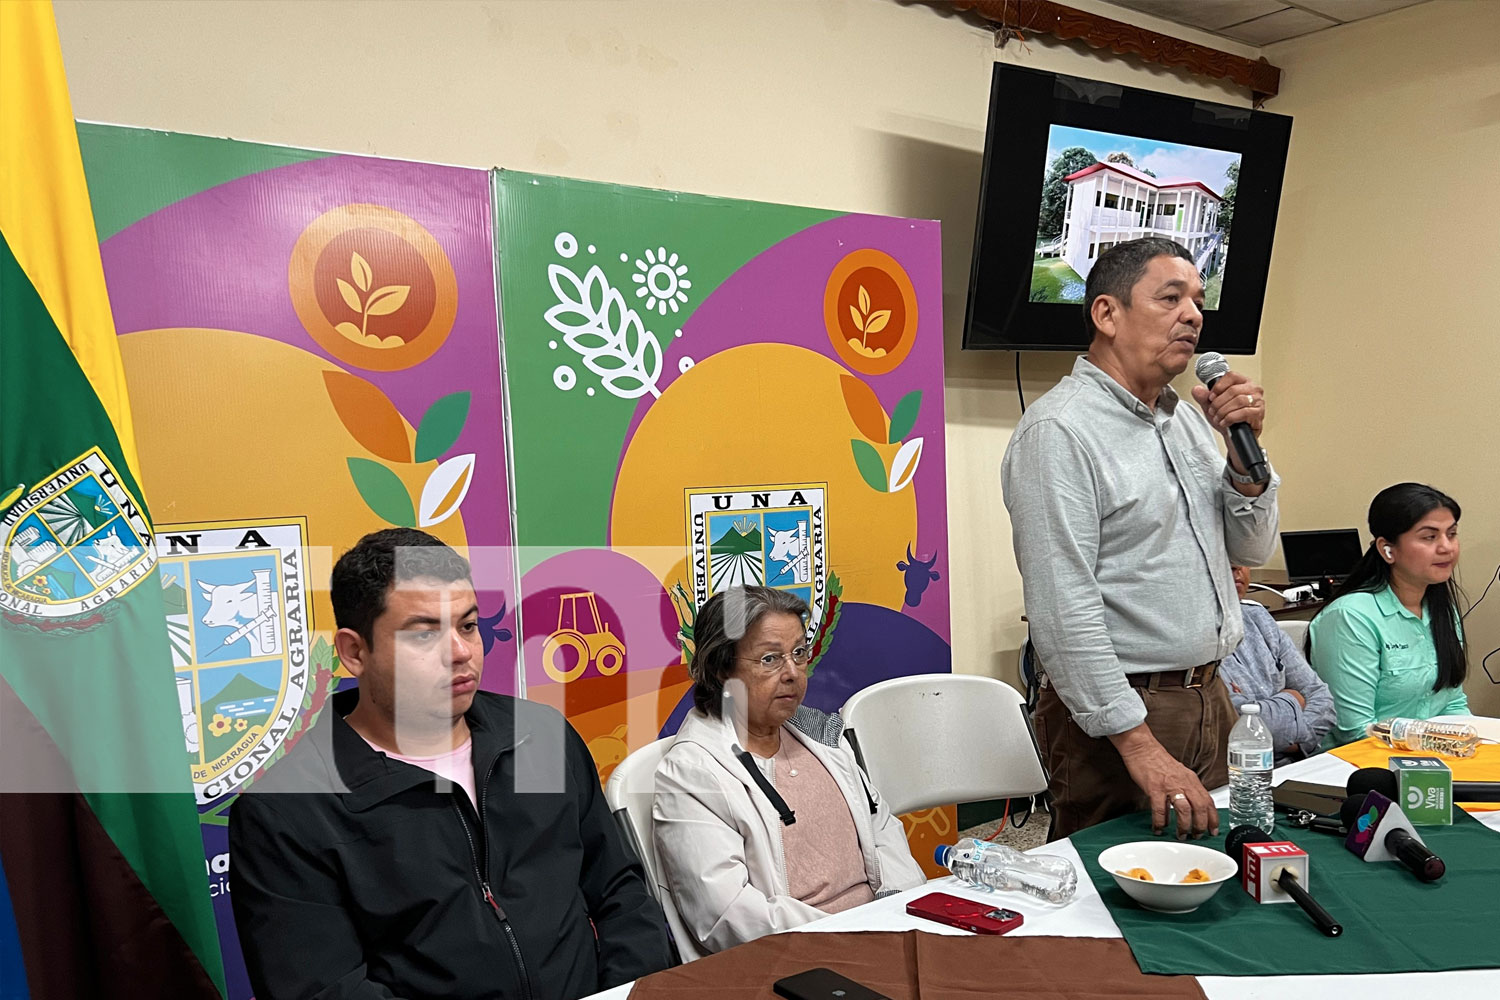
[1002,238,1280,841]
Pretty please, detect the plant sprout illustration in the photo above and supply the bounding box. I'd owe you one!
[545,232,694,400]
[847,284,891,354]
[334,252,410,348]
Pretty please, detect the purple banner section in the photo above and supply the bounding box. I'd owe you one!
[619,213,950,639]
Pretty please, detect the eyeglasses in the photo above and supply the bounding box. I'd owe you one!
[738,645,812,674]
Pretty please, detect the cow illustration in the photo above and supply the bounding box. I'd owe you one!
[767,524,810,583]
[198,570,281,656]
[84,533,134,582]
[896,543,940,607]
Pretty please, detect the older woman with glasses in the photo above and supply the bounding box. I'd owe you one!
[652,586,925,955]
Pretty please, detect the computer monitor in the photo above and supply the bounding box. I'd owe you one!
[1281,529,1363,585]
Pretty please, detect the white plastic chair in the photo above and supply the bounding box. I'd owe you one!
[839,673,1049,816]
[604,737,703,963]
[1277,619,1310,651]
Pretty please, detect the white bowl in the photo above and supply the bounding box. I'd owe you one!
[1095,841,1239,914]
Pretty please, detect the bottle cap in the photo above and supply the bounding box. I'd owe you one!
[1240,703,1260,715]
[934,845,950,867]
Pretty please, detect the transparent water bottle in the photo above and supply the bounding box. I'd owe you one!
[933,838,1077,903]
[1228,703,1275,834]
[1367,718,1479,758]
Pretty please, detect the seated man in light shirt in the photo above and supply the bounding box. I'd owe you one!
[1219,565,1336,765]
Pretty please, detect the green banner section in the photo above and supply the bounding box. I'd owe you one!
[78,124,329,241]
[494,171,836,558]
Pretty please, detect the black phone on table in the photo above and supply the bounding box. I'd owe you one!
[772,967,895,1000]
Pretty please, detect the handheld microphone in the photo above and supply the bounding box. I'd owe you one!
[1347,767,1398,801]
[1456,782,1500,801]
[1194,352,1270,484]
[1341,790,1446,882]
[1350,763,1499,810]
[1225,826,1342,937]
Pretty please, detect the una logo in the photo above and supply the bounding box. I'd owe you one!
[1407,787,1424,809]
[686,484,828,642]
[0,449,156,620]
[157,520,312,804]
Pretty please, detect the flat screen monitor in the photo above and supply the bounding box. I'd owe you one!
[1281,529,1364,584]
[963,64,1292,354]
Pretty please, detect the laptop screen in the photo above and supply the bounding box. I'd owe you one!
[1281,529,1363,584]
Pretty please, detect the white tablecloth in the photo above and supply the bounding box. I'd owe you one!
[585,751,1500,1000]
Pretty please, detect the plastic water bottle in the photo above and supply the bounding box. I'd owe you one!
[933,838,1077,903]
[1367,717,1479,758]
[1228,703,1275,834]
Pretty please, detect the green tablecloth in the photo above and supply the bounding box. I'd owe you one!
[1069,807,1500,976]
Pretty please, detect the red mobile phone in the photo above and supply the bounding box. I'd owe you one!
[905,891,1024,934]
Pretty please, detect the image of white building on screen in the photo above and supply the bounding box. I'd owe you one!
[1047,161,1224,282]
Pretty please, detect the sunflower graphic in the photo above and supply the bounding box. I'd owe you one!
[208,714,232,737]
[631,246,691,315]
[234,718,249,733]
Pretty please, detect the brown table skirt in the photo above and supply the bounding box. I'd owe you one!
[627,930,1206,999]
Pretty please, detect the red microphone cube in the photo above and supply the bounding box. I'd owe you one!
[1241,841,1310,904]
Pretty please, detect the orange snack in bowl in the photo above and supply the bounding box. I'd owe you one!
[1116,867,1154,881]
[1181,868,1211,883]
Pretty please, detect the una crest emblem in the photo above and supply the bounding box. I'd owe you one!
[686,484,828,643]
[156,520,312,805]
[0,449,156,620]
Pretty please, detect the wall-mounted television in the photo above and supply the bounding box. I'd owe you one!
[963,65,1292,354]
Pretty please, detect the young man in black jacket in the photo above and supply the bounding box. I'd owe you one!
[229,528,673,999]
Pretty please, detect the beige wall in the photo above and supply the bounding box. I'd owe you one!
[1261,0,1500,715]
[53,0,1491,714]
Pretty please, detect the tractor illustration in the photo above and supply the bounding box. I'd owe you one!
[542,591,626,683]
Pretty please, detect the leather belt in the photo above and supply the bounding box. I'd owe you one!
[1126,661,1221,690]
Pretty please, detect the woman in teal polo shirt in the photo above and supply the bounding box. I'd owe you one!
[1309,483,1470,747]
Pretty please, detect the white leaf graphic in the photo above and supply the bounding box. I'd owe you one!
[544,263,609,333]
[544,258,663,399]
[887,437,924,493]
[418,454,477,527]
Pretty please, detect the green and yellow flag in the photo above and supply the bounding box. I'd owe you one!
[0,2,224,995]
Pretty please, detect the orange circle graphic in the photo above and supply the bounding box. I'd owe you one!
[823,248,918,376]
[289,204,458,372]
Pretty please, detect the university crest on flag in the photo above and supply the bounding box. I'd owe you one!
[0,447,156,621]
[686,483,828,642]
[156,519,311,804]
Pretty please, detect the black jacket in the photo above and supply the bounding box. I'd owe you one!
[229,689,673,999]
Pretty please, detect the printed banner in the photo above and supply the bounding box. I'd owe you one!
[494,172,954,864]
[81,125,517,999]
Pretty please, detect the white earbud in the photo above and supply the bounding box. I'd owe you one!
[1383,546,1393,560]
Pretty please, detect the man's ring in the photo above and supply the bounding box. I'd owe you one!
[1244,394,1255,406]
[1171,793,1187,801]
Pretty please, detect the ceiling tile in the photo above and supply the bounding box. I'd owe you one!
[1221,6,1338,43]
[1103,0,1289,31]
[1292,0,1428,23]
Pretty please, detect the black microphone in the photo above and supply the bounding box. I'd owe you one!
[1348,763,1500,801]
[1195,352,1270,484]
[1455,781,1500,802]
[1225,826,1343,937]
[1340,792,1446,882]
[1346,767,1398,801]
